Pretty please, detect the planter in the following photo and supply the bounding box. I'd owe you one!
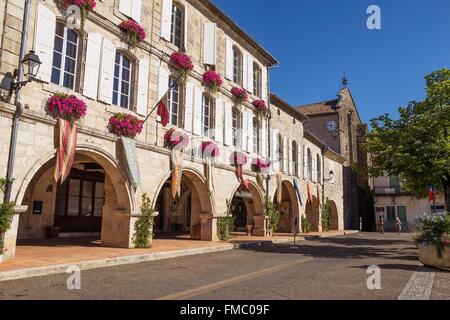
[46,226,60,239]
[418,243,450,271]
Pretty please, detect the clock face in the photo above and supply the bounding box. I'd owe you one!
[326,120,337,132]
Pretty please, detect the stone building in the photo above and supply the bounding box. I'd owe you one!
[0,0,345,262]
[295,85,374,231]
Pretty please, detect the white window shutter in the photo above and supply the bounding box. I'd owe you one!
[242,52,248,90]
[214,95,224,143]
[247,111,254,154]
[202,23,216,65]
[119,0,132,17]
[283,137,288,173]
[312,155,317,183]
[98,38,116,104]
[225,37,233,80]
[272,129,279,172]
[34,3,56,83]
[303,145,307,179]
[136,58,149,115]
[242,110,248,151]
[161,0,173,41]
[261,66,268,102]
[288,138,293,175]
[247,56,254,93]
[83,32,102,99]
[131,0,142,23]
[261,119,267,158]
[297,145,302,178]
[193,86,203,136]
[184,81,194,133]
[158,66,169,100]
[224,102,232,146]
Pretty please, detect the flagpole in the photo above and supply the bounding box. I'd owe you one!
[142,73,184,125]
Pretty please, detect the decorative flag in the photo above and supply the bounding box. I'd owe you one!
[428,186,435,202]
[157,93,169,127]
[171,149,183,199]
[120,137,142,188]
[54,119,77,184]
[235,164,249,190]
[293,178,303,206]
[205,157,215,194]
[307,182,313,203]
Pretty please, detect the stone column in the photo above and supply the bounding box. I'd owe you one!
[252,215,268,237]
[199,213,217,241]
[1,205,27,263]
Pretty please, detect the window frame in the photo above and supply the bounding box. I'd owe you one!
[201,94,214,137]
[317,154,321,183]
[253,62,262,97]
[232,107,242,148]
[292,141,298,176]
[51,21,80,90]
[253,117,260,155]
[112,51,133,110]
[307,148,312,180]
[233,46,243,85]
[168,77,182,127]
[170,2,184,50]
[278,134,284,172]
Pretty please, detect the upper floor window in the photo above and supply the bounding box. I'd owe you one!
[307,148,312,180]
[253,118,260,155]
[202,94,213,137]
[51,22,79,90]
[253,63,262,97]
[168,78,181,127]
[278,134,284,172]
[317,154,321,183]
[233,46,242,85]
[171,3,184,49]
[292,141,298,176]
[113,52,132,109]
[232,108,242,148]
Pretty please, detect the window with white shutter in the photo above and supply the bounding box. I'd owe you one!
[232,107,242,148]
[261,66,268,102]
[168,78,182,127]
[303,146,307,179]
[247,111,254,154]
[83,32,102,99]
[252,117,260,155]
[242,110,248,151]
[119,0,141,23]
[184,81,194,133]
[272,129,279,172]
[253,63,262,97]
[98,38,116,104]
[202,23,216,66]
[233,46,243,86]
[242,52,248,90]
[247,55,254,94]
[136,58,149,115]
[297,144,302,177]
[225,37,233,80]
[283,137,289,174]
[288,138,293,175]
[34,3,56,83]
[170,3,184,49]
[193,86,203,135]
[312,153,317,182]
[112,52,132,109]
[292,141,298,176]
[161,0,173,41]
[224,102,233,146]
[214,95,224,143]
[201,94,213,137]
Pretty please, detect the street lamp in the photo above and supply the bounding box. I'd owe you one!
[11,50,41,94]
[324,170,334,182]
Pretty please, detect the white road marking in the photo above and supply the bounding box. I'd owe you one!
[397,267,435,300]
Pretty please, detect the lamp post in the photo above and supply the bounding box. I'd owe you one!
[3,0,41,204]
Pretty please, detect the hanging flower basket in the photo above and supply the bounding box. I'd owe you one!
[164,128,190,149]
[108,113,143,138]
[231,87,248,107]
[45,93,87,126]
[119,19,147,48]
[202,70,223,95]
[230,151,248,166]
[201,140,220,158]
[252,158,270,173]
[170,52,194,84]
[64,0,96,31]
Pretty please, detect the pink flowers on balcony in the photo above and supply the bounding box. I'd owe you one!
[230,151,248,166]
[45,93,87,126]
[119,19,147,48]
[252,158,270,173]
[201,141,220,158]
[164,128,190,149]
[108,113,143,138]
[170,52,194,83]
[231,87,248,106]
[202,70,223,94]
[252,99,268,113]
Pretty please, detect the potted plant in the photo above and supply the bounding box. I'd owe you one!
[108,113,144,138]
[301,215,312,234]
[133,193,157,248]
[321,198,331,232]
[415,212,450,270]
[170,52,194,83]
[119,19,147,48]
[202,70,223,95]
[217,200,235,241]
[231,87,248,107]
[265,197,280,237]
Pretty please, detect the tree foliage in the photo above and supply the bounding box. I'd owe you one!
[364,69,450,208]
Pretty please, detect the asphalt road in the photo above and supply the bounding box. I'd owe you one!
[0,233,449,300]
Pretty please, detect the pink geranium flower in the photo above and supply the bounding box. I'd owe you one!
[45,93,87,125]
[202,70,223,93]
[108,113,143,138]
[231,87,248,105]
[119,19,147,47]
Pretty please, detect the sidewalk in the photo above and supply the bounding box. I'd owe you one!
[0,231,354,281]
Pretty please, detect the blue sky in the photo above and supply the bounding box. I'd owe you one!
[212,0,450,123]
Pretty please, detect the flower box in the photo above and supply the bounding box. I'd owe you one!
[201,141,220,158]
[202,70,223,95]
[119,19,146,48]
[170,52,194,83]
[230,151,248,166]
[45,93,87,125]
[108,113,143,138]
[231,87,248,106]
[418,243,450,271]
[164,128,190,149]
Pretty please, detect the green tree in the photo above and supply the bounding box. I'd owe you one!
[365,69,450,210]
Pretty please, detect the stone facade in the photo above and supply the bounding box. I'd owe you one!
[0,0,345,262]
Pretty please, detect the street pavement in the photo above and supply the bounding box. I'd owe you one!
[0,233,448,300]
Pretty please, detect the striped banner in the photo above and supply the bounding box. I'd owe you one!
[54,119,77,184]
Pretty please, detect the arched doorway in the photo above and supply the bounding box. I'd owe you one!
[273,181,300,233]
[153,168,213,240]
[305,196,320,232]
[230,182,265,235]
[328,200,339,231]
[17,147,133,248]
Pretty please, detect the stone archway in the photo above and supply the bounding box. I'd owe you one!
[230,182,265,236]
[153,167,213,241]
[328,200,339,231]
[17,146,134,248]
[305,196,320,232]
[273,180,300,233]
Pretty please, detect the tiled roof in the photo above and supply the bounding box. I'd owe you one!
[295,99,339,115]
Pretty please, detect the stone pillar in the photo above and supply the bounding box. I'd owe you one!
[101,209,135,248]
[252,215,268,237]
[199,213,217,241]
[1,205,27,263]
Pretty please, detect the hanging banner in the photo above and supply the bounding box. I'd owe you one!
[293,178,303,206]
[171,149,183,199]
[205,157,215,194]
[54,119,77,184]
[120,136,142,188]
